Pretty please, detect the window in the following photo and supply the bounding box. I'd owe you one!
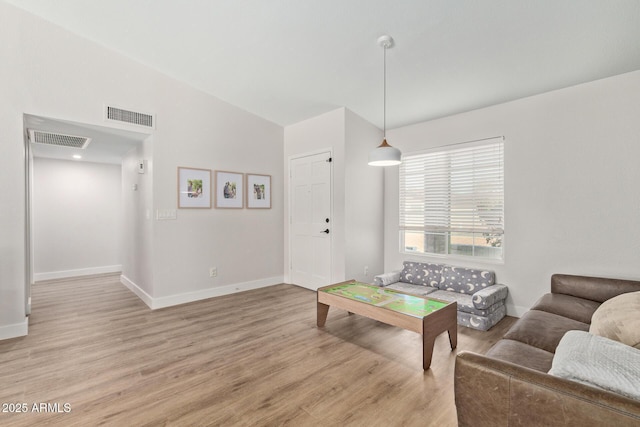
[399,137,504,260]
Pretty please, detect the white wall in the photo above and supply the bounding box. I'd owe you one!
[121,141,154,297]
[283,107,385,285]
[384,70,640,316]
[32,158,122,280]
[344,109,385,282]
[284,108,346,284]
[0,2,284,337]
[149,81,284,304]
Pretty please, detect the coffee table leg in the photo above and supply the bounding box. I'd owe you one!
[448,323,457,350]
[317,302,330,327]
[422,329,436,370]
[422,316,439,370]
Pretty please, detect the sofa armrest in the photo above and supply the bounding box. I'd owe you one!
[455,351,640,427]
[373,271,401,287]
[471,284,508,309]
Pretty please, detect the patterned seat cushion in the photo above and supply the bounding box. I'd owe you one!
[399,261,442,287]
[386,282,438,297]
[429,290,504,316]
[457,305,506,331]
[440,266,495,295]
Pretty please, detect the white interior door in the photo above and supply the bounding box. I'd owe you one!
[290,151,332,290]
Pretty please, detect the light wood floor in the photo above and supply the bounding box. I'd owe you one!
[0,274,516,426]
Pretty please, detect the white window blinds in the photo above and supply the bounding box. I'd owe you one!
[399,137,504,238]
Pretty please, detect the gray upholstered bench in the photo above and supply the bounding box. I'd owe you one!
[374,261,508,331]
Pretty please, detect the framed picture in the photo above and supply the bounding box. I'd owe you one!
[246,174,271,209]
[215,171,244,208]
[177,167,211,208]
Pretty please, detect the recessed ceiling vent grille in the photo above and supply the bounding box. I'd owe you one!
[28,130,91,149]
[105,105,155,129]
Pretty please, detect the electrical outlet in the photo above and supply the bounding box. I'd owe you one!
[209,267,217,277]
[364,266,369,276]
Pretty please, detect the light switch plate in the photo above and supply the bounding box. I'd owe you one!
[156,209,177,220]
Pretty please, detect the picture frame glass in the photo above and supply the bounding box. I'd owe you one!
[247,174,271,209]
[178,167,211,208]
[215,171,244,208]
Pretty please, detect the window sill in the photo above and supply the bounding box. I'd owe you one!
[400,250,505,266]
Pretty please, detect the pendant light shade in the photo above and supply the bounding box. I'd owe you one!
[368,35,401,167]
[368,139,401,166]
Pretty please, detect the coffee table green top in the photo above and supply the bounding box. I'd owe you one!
[320,282,448,318]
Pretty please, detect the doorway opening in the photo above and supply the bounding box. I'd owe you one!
[23,114,150,315]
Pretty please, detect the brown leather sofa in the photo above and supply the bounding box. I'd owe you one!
[455,274,640,426]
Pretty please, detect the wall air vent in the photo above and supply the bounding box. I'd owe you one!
[105,105,155,129]
[28,129,91,149]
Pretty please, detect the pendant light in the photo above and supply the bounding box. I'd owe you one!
[368,34,402,166]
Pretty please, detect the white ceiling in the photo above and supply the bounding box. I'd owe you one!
[8,0,640,131]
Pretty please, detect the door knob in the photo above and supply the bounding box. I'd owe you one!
[321,229,330,234]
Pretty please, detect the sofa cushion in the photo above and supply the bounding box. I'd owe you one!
[386,282,438,297]
[429,290,504,316]
[485,339,555,372]
[531,293,601,324]
[374,270,401,286]
[549,330,640,400]
[440,266,495,295]
[503,309,589,353]
[590,291,640,349]
[399,261,442,287]
[471,284,508,309]
[457,305,506,331]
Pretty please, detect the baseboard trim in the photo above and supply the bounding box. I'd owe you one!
[35,265,122,282]
[151,276,285,309]
[506,303,528,318]
[120,275,284,310]
[0,318,28,340]
[120,275,154,309]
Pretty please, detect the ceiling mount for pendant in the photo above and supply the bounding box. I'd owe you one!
[377,34,394,49]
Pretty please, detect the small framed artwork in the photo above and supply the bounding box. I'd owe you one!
[215,171,244,209]
[177,167,211,208]
[246,174,271,209]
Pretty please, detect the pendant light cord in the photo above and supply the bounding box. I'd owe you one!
[383,43,386,138]
[369,35,400,165]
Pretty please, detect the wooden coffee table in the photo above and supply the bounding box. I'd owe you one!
[317,280,457,370]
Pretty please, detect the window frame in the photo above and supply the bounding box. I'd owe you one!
[399,137,504,262]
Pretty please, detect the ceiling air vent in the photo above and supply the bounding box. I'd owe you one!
[28,130,91,149]
[105,105,155,129]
